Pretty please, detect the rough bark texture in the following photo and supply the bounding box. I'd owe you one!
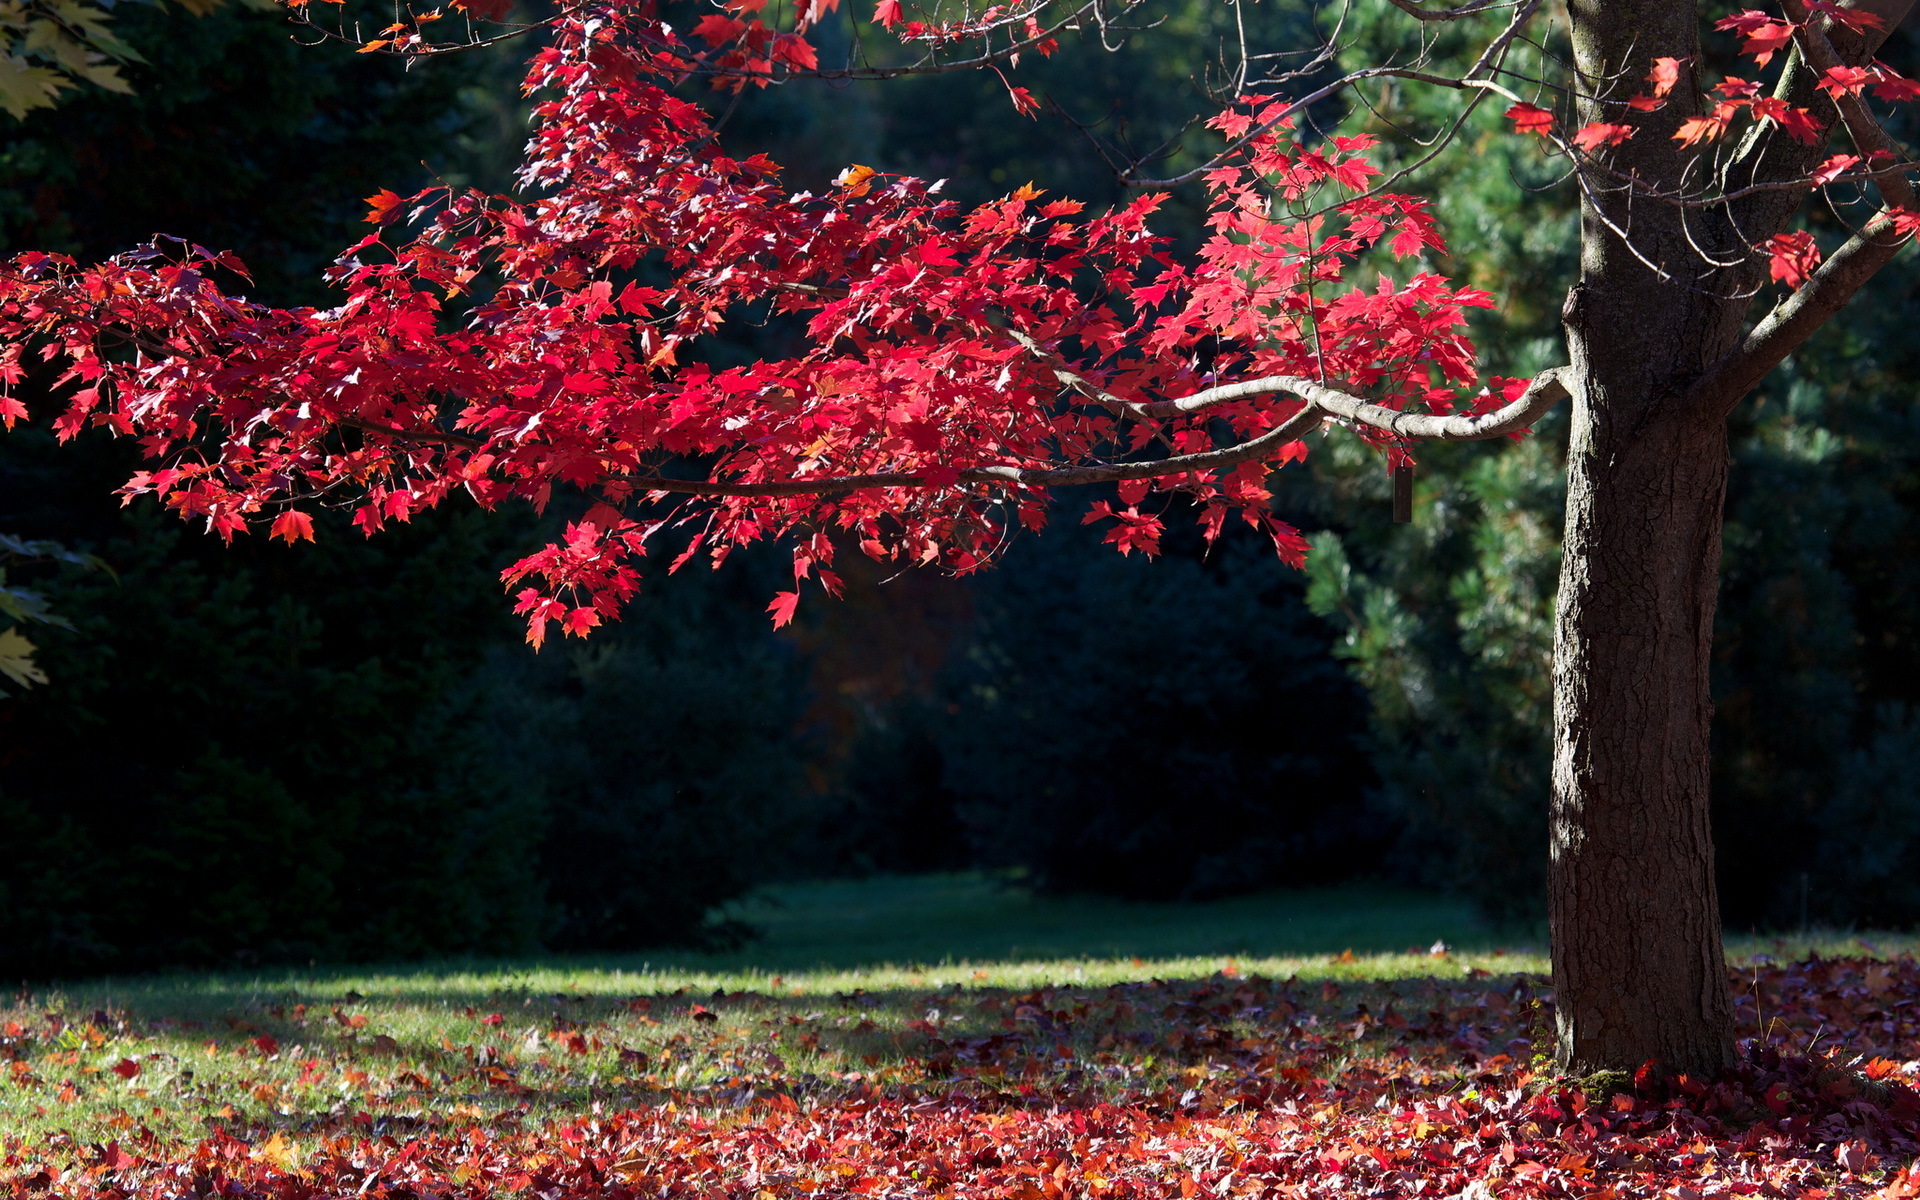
[1551,334,1740,1076]
[1551,0,1743,1078]
[1548,0,1908,1075]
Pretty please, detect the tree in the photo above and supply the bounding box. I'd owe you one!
[1,0,1916,1074]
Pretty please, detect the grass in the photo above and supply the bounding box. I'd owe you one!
[2,873,1915,1157]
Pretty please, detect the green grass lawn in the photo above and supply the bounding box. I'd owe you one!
[3,873,1914,1155]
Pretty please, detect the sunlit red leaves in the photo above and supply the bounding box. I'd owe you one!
[873,0,902,28]
[770,32,817,70]
[1716,9,1798,66]
[693,13,748,44]
[1505,102,1554,136]
[269,510,315,544]
[1806,0,1888,33]
[1752,95,1825,145]
[1811,152,1863,185]
[1766,230,1822,287]
[1820,64,1876,97]
[1674,110,1735,147]
[0,8,1511,643]
[363,189,407,225]
[1570,122,1636,153]
[1646,55,1683,98]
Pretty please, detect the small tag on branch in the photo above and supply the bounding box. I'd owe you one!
[1392,462,1414,524]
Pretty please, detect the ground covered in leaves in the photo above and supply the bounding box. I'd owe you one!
[5,949,1920,1198]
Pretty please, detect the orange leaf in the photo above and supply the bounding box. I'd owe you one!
[364,189,407,225]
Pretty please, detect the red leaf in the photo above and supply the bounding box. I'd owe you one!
[1765,231,1821,287]
[364,190,407,226]
[771,33,818,70]
[109,1058,140,1080]
[1674,113,1732,146]
[693,13,748,43]
[1505,102,1554,136]
[873,0,902,28]
[1647,55,1683,97]
[1817,65,1874,97]
[1571,122,1636,152]
[1809,153,1861,185]
[1715,10,1797,66]
[767,590,800,628]
[1807,0,1886,32]
[270,510,316,544]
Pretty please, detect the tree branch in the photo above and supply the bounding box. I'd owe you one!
[1690,209,1912,416]
[335,416,485,451]
[1385,0,1521,21]
[1779,0,1917,208]
[617,368,1572,499]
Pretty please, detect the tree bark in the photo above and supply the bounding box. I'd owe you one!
[1547,0,1912,1076]
[1549,0,1742,1076]
[1550,336,1739,1076]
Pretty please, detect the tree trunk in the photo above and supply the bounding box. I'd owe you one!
[1548,346,1738,1076]
[1545,0,1911,1075]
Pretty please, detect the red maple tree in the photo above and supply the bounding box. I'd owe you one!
[3,0,1918,1076]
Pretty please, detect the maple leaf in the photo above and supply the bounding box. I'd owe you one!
[363,189,407,225]
[771,33,818,70]
[1817,65,1874,97]
[1647,56,1684,97]
[834,163,878,196]
[1674,112,1734,146]
[1715,10,1797,65]
[767,590,800,628]
[1870,71,1920,102]
[1505,102,1554,135]
[1571,122,1636,152]
[1809,153,1861,185]
[1806,0,1886,32]
[873,0,902,28]
[109,1058,139,1080]
[693,13,748,44]
[1765,231,1821,288]
[1751,97,1824,145]
[269,510,315,544]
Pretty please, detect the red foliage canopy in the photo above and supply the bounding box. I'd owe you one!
[4,0,1911,642]
[0,3,1515,642]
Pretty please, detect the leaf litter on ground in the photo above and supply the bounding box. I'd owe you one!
[3,948,1919,1198]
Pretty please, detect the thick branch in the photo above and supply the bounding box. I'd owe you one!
[1690,210,1912,415]
[1285,367,1571,440]
[619,368,1572,498]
